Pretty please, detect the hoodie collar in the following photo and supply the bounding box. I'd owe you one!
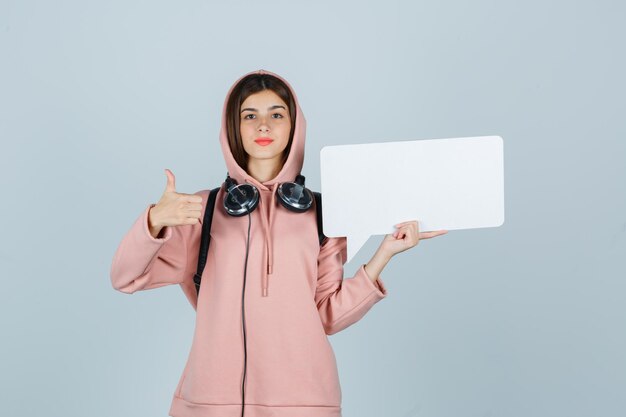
[219,69,307,297]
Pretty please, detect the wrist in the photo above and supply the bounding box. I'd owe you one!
[148,205,167,240]
[148,204,163,228]
[376,246,393,262]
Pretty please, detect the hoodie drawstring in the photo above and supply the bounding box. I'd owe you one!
[245,179,277,297]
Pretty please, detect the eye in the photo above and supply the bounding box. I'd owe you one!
[242,113,284,120]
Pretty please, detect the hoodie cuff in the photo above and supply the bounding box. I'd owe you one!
[359,264,388,298]
[143,204,173,243]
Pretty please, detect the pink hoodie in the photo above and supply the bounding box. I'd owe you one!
[110,69,388,417]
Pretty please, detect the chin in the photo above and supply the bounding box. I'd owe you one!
[251,154,281,161]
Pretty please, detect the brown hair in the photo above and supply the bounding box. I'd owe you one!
[225,73,297,173]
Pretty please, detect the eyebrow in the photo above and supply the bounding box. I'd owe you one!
[240,105,286,113]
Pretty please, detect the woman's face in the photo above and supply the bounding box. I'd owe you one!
[239,89,291,168]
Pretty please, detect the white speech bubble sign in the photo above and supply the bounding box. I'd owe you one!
[320,135,505,263]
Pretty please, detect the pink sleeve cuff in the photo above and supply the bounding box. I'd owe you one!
[359,264,388,298]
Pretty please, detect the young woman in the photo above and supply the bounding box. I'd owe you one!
[110,69,448,417]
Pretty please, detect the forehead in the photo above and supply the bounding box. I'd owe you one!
[241,89,287,107]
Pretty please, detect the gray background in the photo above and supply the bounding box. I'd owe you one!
[1,1,624,416]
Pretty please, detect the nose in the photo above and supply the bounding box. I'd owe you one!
[257,117,271,132]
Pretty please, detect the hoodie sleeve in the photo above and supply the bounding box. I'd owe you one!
[315,236,388,335]
[110,202,201,308]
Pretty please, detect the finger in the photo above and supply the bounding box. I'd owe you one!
[394,223,413,231]
[419,230,448,239]
[396,221,419,237]
[404,224,419,244]
[394,220,418,227]
[180,194,204,203]
[183,203,204,212]
[184,217,201,225]
[397,226,412,240]
[393,224,407,237]
[164,169,176,192]
[185,209,202,219]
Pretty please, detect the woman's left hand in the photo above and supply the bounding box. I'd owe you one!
[379,220,448,258]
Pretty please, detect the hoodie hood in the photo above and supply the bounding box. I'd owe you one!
[218,69,307,297]
[219,68,306,190]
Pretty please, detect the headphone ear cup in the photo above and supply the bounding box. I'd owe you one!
[223,183,260,216]
[276,182,313,213]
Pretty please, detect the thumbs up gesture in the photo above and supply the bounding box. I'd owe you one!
[148,169,204,238]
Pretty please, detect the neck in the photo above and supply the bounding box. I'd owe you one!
[247,156,282,183]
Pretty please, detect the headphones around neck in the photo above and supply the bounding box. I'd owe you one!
[222,173,314,216]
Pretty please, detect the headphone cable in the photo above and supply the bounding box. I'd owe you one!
[240,208,251,417]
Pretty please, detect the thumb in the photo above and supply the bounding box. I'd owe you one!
[164,169,176,193]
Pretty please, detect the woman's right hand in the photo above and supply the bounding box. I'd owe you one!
[148,169,204,238]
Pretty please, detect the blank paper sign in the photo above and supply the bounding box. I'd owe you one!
[320,135,505,263]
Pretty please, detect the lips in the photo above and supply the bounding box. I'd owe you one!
[255,137,274,146]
